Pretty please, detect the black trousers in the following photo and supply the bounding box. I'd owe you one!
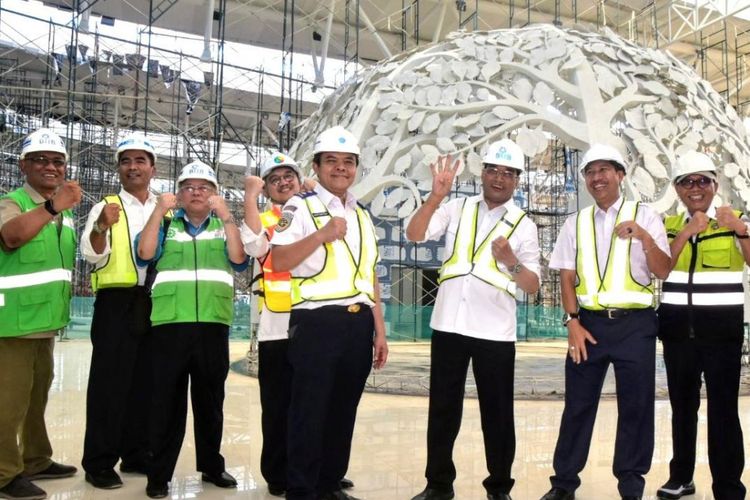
[550,308,657,497]
[425,330,516,495]
[82,287,153,473]
[258,338,292,490]
[662,338,746,500]
[148,322,229,484]
[286,306,374,500]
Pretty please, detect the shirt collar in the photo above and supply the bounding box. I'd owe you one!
[175,208,210,230]
[22,182,48,204]
[314,183,357,210]
[594,196,625,217]
[118,188,156,206]
[478,195,516,216]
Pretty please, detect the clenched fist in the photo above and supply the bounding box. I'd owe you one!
[491,236,516,267]
[684,211,709,237]
[716,206,745,234]
[157,193,176,215]
[97,203,121,230]
[318,216,347,243]
[244,176,265,199]
[208,195,231,220]
[51,181,82,211]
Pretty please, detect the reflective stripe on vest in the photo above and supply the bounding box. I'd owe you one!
[661,211,745,306]
[91,195,138,292]
[150,217,235,326]
[438,199,526,296]
[259,207,292,313]
[0,188,76,337]
[575,200,654,309]
[290,195,378,305]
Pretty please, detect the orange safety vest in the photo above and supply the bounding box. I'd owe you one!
[259,206,292,313]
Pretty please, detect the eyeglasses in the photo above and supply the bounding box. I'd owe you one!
[676,176,713,189]
[27,156,65,168]
[267,172,297,187]
[180,185,213,194]
[483,166,517,180]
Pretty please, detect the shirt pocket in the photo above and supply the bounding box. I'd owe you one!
[701,237,732,268]
[19,289,53,331]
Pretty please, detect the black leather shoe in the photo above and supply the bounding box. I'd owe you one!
[340,477,355,490]
[318,491,361,500]
[411,487,455,500]
[119,462,148,475]
[621,497,641,500]
[540,487,575,500]
[24,462,77,480]
[201,471,237,488]
[488,494,512,500]
[268,483,285,496]
[0,476,46,500]
[85,469,123,489]
[146,481,169,499]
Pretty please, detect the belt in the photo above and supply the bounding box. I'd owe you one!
[583,308,632,319]
[313,303,369,314]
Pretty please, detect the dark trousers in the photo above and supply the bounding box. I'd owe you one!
[425,330,516,495]
[82,287,152,473]
[551,308,657,497]
[663,338,746,500]
[148,322,229,484]
[258,339,292,490]
[286,306,374,500]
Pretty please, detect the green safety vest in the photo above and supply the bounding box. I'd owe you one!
[0,188,76,337]
[662,211,745,307]
[91,195,139,292]
[290,193,378,306]
[438,198,526,297]
[575,200,654,310]
[149,216,234,326]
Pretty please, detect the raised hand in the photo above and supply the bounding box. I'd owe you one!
[318,216,347,243]
[429,154,461,200]
[716,206,744,234]
[97,203,121,230]
[157,193,177,215]
[244,175,265,199]
[52,181,82,211]
[208,195,231,220]
[491,236,516,267]
[684,211,710,237]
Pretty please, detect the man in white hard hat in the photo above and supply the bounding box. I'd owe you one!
[270,126,388,500]
[136,161,248,499]
[406,139,540,500]
[80,134,159,490]
[655,152,748,500]
[540,143,671,500]
[0,128,80,500]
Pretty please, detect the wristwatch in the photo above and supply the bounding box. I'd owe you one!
[509,262,523,274]
[562,312,579,326]
[92,221,108,234]
[43,198,59,216]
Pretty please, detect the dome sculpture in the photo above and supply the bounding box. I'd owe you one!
[290,24,750,216]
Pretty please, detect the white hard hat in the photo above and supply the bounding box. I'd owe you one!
[115,134,157,162]
[579,143,627,173]
[483,139,525,172]
[260,152,302,180]
[313,126,360,156]
[673,151,717,184]
[20,128,68,161]
[177,160,219,189]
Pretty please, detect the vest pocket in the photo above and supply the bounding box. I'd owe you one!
[18,290,52,331]
[150,283,177,322]
[702,239,731,268]
[19,239,46,263]
[212,285,234,322]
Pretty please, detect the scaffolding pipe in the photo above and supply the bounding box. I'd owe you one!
[359,6,392,59]
[433,0,447,43]
[314,0,336,87]
[200,0,215,62]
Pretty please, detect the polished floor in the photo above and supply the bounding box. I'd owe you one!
[39,340,750,500]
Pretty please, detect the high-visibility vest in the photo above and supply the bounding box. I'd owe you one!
[149,216,235,326]
[259,206,292,313]
[0,188,76,337]
[575,200,654,310]
[290,193,378,305]
[661,211,745,307]
[91,195,139,292]
[438,198,526,296]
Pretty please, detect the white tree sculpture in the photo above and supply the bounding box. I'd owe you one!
[290,24,750,217]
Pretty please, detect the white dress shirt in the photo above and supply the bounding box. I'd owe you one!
[414,195,541,342]
[81,189,157,286]
[549,197,670,285]
[240,212,290,342]
[270,184,380,310]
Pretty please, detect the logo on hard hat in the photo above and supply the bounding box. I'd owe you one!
[273,155,285,163]
[495,147,512,162]
[338,137,346,144]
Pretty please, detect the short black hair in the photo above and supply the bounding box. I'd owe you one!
[313,152,360,167]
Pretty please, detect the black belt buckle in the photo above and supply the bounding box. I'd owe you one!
[602,308,628,319]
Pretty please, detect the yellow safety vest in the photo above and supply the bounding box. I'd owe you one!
[438,199,526,296]
[575,200,654,309]
[91,195,138,292]
[259,206,292,312]
[290,194,378,305]
[662,211,745,306]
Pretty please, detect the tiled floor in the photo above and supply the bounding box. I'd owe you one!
[39,340,750,499]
